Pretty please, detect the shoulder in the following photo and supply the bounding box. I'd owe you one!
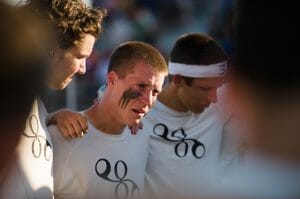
[48,125,63,141]
[48,125,81,153]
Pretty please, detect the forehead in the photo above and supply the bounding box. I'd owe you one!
[191,77,224,88]
[67,34,96,55]
[124,61,166,86]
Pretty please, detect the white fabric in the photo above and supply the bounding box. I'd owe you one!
[0,98,54,199]
[211,154,300,199]
[50,118,149,199]
[143,88,242,198]
[168,61,227,78]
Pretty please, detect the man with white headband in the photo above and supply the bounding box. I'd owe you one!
[141,32,244,198]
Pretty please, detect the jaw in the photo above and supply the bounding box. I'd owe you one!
[47,75,73,90]
[47,81,66,90]
[190,106,207,114]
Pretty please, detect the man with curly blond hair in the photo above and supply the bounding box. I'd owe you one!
[0,0,106,198]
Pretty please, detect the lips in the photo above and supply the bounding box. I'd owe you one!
[132,108,146,117]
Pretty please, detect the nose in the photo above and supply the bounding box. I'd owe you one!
[208,89,218,104]
[78,59,86,74]
[140,91,154,108]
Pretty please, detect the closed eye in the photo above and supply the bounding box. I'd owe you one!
[77,55,86,59]
[137,84,148,90]
[199,87,211,91]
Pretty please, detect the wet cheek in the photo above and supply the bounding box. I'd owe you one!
[119,89,142,109]
[150,96,157,106]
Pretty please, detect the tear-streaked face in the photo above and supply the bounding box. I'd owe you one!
[113,61,166,126]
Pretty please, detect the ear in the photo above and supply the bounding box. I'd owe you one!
[107,71,118,87]
[173,74,183,87]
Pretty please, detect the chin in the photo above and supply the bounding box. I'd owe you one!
[48,81,68,90]
[55,84,67,90]
[59,78,73,90]
[131,119,141,126]
[60,84,69,90]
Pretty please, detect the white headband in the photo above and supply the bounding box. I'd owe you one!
[168,61,227,78]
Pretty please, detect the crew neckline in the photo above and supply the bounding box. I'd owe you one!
[80,111,130,141]
[153,100,192,118]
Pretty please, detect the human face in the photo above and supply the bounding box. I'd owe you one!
[47,34,95,90]
[178,77,224,114]
[112,61,166,127]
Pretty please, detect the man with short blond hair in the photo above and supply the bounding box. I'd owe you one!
[50,41,168,198]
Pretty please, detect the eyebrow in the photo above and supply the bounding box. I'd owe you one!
[137,83,151,88]
[136,82,160,92]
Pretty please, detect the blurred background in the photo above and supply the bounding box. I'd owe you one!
[7,0,235,112]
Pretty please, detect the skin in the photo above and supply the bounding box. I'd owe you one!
[159,75,224,114]
[85,61,166,135]
[47,34,96,90]
[119,88,142,109]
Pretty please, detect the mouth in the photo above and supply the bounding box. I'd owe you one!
[132,109,146,117]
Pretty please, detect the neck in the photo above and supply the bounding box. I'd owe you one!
[84,97,126,135]
[158,84,189,112]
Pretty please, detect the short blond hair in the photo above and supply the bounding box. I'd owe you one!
[108,41,168,78]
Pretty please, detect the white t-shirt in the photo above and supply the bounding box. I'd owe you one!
[211,154,300,199]
[0,98,53,199]
[143,97,241,198]
[50,118,149,199]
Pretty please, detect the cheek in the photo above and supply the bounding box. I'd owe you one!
[151,95,158,105]
[62,60,80,78]
[118,88,142,109]
[69,60,80,73]
[183,89,199,101]
[54,58,75,75]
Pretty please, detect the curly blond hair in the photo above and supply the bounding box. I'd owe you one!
[21,0,107,49]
